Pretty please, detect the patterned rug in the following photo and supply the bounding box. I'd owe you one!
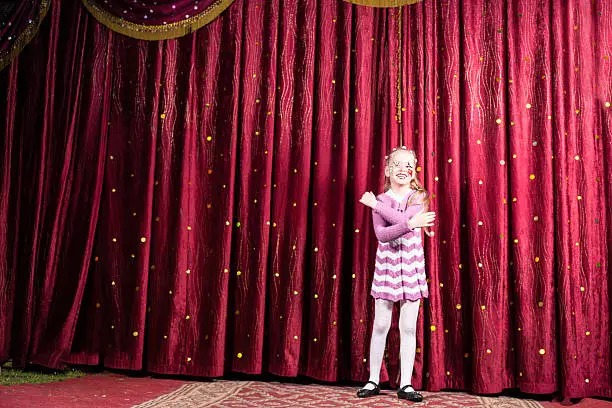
[133,380,544,408]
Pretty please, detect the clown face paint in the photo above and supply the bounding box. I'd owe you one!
[385,149,416,187]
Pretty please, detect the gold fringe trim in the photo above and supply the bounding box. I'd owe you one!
[0,0,51,72]
[81,0,235,41]
[344,0,422,8]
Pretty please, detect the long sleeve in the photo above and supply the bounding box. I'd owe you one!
[373,200,423,225]
[372,209,413,243]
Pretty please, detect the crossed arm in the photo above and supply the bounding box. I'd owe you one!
[374,199,423,224]
[371,199,424,243]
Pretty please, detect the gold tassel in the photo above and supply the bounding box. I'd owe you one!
[81,0,235,41]
[343,0,422,8]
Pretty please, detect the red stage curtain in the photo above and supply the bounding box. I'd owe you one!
[0,0,610,399]
[0,0,51,70]
[81,0,234,40]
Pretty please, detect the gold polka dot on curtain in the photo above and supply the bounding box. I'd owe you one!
[343,0,423,7]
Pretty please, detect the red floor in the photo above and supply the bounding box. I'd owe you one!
[0,373,188,408]
[1,373,610,408]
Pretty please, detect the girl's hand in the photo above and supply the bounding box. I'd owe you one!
[359,191,378,209]
[407,210,436,229]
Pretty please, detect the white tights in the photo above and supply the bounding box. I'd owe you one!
[365,298,420,389]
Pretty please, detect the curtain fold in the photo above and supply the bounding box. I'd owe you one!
[0,0,610,399]
[0,0,110,367]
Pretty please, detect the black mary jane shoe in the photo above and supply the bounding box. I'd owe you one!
[356,381,380,398]
[397,385,423,402]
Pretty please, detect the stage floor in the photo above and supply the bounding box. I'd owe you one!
[1,373,610,408]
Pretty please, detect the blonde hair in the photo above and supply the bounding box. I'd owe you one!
[383,147,430,209]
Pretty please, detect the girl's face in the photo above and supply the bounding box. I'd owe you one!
[385,150,416,187]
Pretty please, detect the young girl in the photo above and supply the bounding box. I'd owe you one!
[357,147,435,402]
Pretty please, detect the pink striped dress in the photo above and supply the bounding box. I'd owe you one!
[370,189,429,302]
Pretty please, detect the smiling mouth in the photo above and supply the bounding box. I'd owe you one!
[396,170,412,180]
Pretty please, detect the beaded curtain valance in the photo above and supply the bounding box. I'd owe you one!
[81,0,235,40]
[343,0,422,7]
[0,0,422,70]
[0,0,51,71]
